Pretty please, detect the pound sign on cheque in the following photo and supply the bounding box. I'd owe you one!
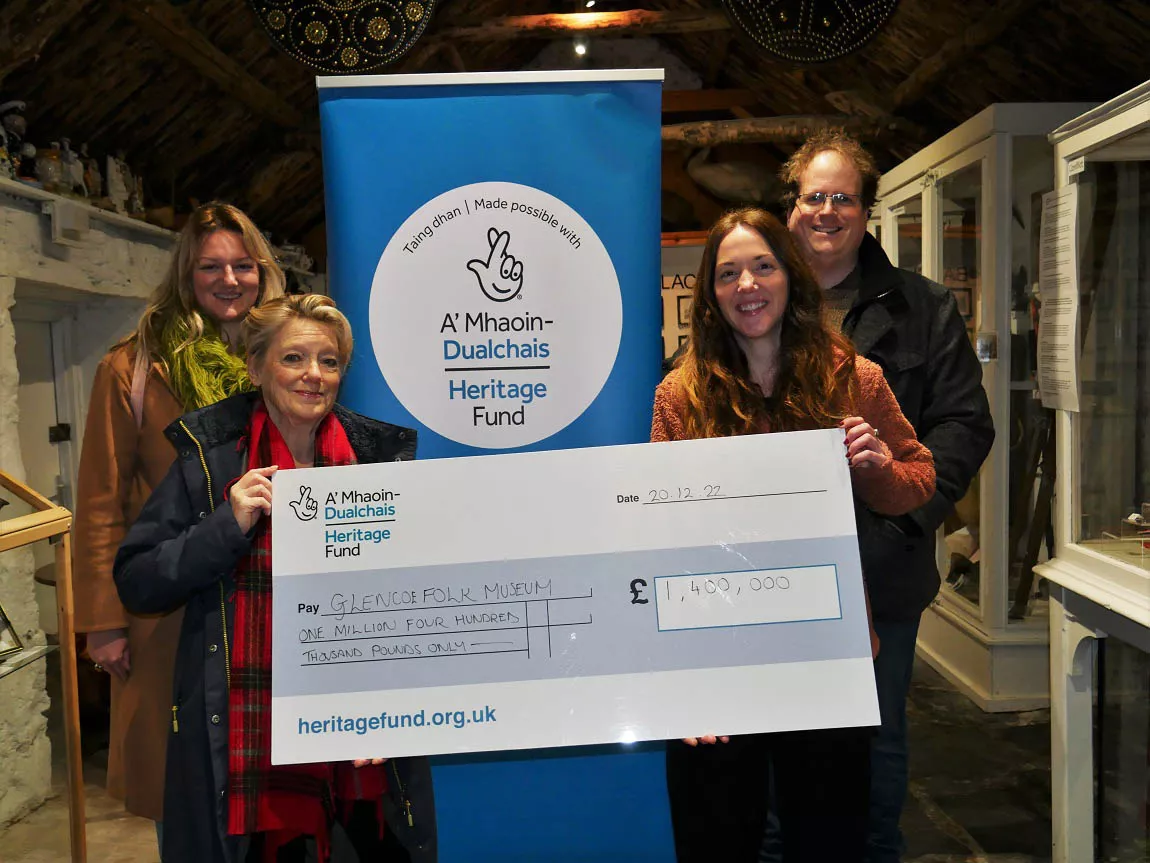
[629,578,648,604]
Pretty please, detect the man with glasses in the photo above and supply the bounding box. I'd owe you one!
[777,131,994,863]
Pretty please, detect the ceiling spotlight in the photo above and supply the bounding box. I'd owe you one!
[585,1,596,7]
[574,38,588,56]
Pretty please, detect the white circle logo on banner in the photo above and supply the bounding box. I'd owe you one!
[370,181,622,449]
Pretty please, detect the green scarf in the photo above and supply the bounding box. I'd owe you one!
[159,317,252,411]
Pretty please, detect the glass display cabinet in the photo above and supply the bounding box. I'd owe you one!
[1037,81,1150,863]
[875,103,1094,710]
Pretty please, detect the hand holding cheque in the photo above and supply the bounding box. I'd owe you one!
[841,416,889,470]
[230,465,278,532]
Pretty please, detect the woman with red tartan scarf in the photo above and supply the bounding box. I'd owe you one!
[115,295,436,863]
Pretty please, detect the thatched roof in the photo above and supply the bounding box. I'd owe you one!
[1,0,1146,262]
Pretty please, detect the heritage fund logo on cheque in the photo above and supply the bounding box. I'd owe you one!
[369,181,623,448]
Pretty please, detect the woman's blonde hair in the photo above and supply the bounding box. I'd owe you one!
[242,294,354,371]
[121,202,286,368]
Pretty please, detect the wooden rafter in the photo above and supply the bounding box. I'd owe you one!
[663,89,758,114]
[891,0,1045,111]
[0,0,96,85]
[112,0,303,129]
[815,0,1041,129]
[402,9,731,72]
[426,9,729,43]
[443,41,468,73]
[246,150,316,211]
[662,115,914,148]
[702,32,733,89]
[823,90,891,119]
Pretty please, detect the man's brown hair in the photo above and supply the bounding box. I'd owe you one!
[779,129,881,212]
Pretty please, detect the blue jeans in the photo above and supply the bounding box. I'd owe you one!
[865,617,921,863]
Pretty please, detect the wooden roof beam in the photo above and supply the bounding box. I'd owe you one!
[662,115,916,148]
[817,0,1041,130]
[663,89,758,114]
[403,9,729,71]
[429,9,730,42]
[112,0,303,129]
[0,0,96,85]
[892,0,1045,112]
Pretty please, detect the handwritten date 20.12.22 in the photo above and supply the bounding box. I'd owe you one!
[615,486,723,504]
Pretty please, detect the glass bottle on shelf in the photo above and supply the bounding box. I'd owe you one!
[35,141,64,194]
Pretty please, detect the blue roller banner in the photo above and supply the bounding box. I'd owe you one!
[317,70,671,861]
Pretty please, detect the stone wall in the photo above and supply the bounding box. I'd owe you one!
[0,184,172,828]
[0,273,52,828]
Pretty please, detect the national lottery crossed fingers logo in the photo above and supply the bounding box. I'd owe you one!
[371,181,622,449]
[287,480,400,558]
[467,228,523,302]
[289,485,319,521]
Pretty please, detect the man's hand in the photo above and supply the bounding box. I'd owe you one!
[87,628,131,681]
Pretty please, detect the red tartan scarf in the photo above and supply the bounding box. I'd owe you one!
[227,401,387,856]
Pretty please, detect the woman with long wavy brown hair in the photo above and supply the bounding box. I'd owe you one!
[651,207,935,861]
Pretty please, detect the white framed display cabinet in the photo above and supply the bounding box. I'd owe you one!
[1037,81,1150,863]
[875,103,1095,711]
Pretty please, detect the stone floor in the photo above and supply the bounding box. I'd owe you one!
[0,657,1053,862]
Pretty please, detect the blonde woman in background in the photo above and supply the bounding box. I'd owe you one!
[72,202,284,840]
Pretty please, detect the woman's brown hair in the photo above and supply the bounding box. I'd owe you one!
[677,207,857,438]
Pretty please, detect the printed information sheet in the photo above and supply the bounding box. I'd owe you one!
[1038,184,1081,412]
[271,429,879,764]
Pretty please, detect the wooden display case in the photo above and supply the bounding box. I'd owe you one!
[874,102,1095,711]
[0,469,86,861]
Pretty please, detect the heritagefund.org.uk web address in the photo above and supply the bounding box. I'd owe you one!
[298,705,497,736]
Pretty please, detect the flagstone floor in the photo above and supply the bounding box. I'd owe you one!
[0,656,1053,863]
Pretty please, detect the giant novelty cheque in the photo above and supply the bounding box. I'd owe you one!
[270,428,879,765]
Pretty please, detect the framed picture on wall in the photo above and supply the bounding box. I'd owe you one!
[677,295,693,328]
[0,600,24,660]
[662,232,706,362]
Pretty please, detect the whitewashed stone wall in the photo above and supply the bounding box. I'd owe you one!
[0,183,172,827]
[0,272,51,828]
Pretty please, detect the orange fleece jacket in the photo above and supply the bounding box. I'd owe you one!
[650,355,935,516]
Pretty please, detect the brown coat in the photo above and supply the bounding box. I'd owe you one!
[650,355,935,515]
[73,343,185,820]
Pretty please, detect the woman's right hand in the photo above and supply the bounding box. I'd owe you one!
[87,628,131,681]
[229,466,278,533]
[681,734,730,746]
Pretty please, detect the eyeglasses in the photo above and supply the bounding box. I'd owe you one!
[795,192,863,212]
